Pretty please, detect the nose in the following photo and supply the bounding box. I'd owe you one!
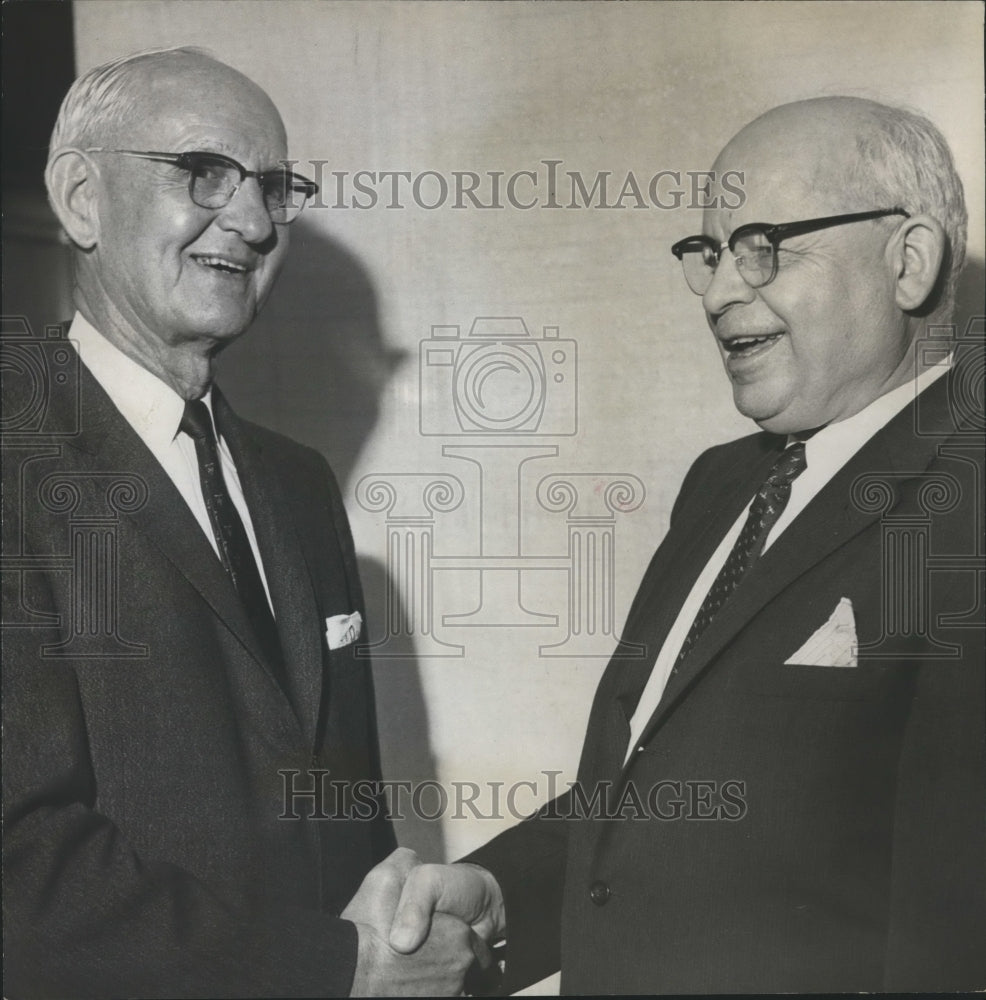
[701,245,756,319]
[215,177,275,244]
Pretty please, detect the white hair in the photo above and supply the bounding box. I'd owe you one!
[848,102,967,321]
[48,46,215,154]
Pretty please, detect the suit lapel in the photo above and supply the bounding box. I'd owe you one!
[627,368,964,759]
[214,392,324,739]
[64,362,283,691]
[614,436,781,720]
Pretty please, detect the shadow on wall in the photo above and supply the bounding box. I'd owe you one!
[216,222,444,860]
[217,218,406,488]
[955,258,985,336]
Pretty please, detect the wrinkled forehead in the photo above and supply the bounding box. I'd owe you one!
[703,113,863,238]
[107,55,288,160]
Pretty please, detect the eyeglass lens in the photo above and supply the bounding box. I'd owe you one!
[188,155,306,222]
[731,232,775,287]
[681,231,777,295]
[680,230,776,294]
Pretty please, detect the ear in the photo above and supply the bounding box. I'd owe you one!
[888,213,946,313]
[45,148,102,249]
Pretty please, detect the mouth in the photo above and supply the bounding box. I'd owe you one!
[720,331,784,360]
[191,254,253,275]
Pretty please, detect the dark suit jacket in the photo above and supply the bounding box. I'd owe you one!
[469,361,986,994]
[2,353,395,997]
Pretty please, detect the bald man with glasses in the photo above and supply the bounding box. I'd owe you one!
[2,48,483,997]
[386,97,986,994]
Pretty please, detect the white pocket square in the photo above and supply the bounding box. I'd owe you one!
[325,611,362,650]
[784,597,857,667]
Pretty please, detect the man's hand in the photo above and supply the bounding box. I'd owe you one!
[342,848,490,996]
[389,863,506,954]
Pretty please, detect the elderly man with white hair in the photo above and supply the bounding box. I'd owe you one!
[2,47,485,998]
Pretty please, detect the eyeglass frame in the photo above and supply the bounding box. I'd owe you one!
[83,148,320,224]
[670,207,910,294]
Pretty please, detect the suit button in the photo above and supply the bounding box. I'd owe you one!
[589,880,611,906]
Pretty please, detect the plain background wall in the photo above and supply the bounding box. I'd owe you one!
[73,8,983,986]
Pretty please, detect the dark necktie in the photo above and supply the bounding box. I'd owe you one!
[180,399,284,680]
[675,441,808,668]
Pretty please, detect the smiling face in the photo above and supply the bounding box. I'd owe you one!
[701,101,917,434]
[86,54,290,357]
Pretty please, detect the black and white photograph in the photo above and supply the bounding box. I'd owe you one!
[2,1,984,995]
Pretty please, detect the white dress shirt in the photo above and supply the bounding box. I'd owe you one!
[68,312,275,613]
[624,359,950,763]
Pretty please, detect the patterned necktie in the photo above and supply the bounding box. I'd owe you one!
[180,400,284,681]
[675,441,808,668]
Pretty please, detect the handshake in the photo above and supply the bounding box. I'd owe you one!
[342,848,506,996]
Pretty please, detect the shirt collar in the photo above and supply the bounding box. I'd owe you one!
[795,355,951,474]
[68,311,216,451]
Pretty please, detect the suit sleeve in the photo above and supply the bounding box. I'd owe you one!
[883,559,986,989]
[460,792,572,993]
[317,451,398,864]
[2,594,362,999]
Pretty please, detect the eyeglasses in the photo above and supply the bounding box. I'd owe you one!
[670,208,910,295]
[85,148,319,224]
